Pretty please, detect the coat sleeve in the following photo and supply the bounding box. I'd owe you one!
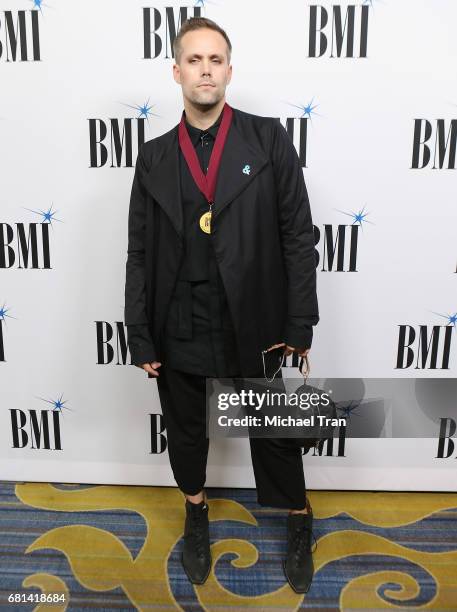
[271,119,319,349]
[284,318,313,350]
[124,145,157,365]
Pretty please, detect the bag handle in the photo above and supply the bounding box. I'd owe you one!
[261,348,285,382]
[299,354,310,380]
[262,348,310,382]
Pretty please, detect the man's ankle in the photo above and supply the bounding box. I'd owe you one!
[185,490,205,505]
[289,498,311,515]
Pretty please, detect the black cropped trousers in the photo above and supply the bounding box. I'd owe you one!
[156,360,308,510]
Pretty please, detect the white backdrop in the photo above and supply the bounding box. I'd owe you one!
[1,0,456,491]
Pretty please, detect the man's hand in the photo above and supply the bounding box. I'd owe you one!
[266,342,310,358]
[138,361,162,377]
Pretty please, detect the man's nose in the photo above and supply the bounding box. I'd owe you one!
[201,60,212,76]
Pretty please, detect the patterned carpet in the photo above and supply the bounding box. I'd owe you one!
[0,481,456,611]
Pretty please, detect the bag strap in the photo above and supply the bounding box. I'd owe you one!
[299,354,310,380]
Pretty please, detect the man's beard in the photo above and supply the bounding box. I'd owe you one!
[188,88,223,110]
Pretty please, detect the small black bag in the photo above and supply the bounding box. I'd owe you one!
[260,348,339,450]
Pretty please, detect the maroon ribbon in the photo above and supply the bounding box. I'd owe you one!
[178,102,233,205]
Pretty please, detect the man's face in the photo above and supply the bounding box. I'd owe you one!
[173,28,232,108]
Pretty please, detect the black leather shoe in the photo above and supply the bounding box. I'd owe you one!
[181,497,212,584]
[283,500,316,594]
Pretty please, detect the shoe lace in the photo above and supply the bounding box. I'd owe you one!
[292,524,318,564]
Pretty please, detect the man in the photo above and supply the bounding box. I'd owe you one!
[124,17,319,593]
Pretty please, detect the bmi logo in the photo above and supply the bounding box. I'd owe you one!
[150,414,167,454]
[0,223,50,268]
[143,5,202,59]
[411,117,457,169]
[0,7,41,62]
[279,97,322,168]
[314,207,373,272]
[0,205,60,269]
[88,99,160,168]
[307,3,370,58]
[95,321,135,365]
[10,394,68,451]
[396,310,456,370]
[281,117,308,167]
[436,418,457,459]
[304,428,347,457]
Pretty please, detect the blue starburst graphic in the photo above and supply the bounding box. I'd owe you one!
[431,310,457,330]
[37,393,72,415]
[23,203,62,226]
[334,204,374,229]
[0,303,16,324]
[337,399,363,421]
[194,0,217,8]
[30,0,46,13]
[31,0,55,15]
[362,0,386,9]
[284,98,321,122]
[120,98,160,122]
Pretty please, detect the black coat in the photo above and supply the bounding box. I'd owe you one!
[124,106,319,376]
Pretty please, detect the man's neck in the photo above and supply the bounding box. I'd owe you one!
[184,98,226,130]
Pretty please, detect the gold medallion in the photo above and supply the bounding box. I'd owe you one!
[199,210,212,234]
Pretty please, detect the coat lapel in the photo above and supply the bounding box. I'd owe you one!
[142,127,184,242]
[212,117,268,221]
[141,108,269,239]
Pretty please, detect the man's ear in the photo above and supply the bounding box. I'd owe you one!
[173,63,181,84]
